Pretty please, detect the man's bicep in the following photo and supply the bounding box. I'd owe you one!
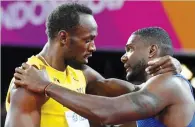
[82,65,105,94]
[83,65,105,84]
[125,89,165,118]
[5,87,44,127]
[105,89,165,124]
[115,80,172,121]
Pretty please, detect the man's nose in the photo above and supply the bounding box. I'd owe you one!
[89,42,96,52]
[121,54,128,63]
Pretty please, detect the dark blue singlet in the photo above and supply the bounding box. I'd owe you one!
[136,74,195,127]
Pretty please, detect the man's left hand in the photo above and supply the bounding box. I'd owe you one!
[145,55,181,76]
[14,63,50,94]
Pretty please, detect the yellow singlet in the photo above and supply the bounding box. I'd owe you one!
[6,55,89,127]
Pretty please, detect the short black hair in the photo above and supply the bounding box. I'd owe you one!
[133,27,173,56]
[46,3,93,39]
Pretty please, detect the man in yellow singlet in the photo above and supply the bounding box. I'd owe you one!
[5,3,181,127]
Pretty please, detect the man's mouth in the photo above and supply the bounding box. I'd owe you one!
[124,64,131,72]
[84,54,92,59]
[126,67,131,72]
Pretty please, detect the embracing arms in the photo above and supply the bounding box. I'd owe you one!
[14,67,175,125]
[11,55,181,126]
[44,79,172,125]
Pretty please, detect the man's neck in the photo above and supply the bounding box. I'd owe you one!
[128,70,148,85]
[38,42,67,72]
[146,74,153,81]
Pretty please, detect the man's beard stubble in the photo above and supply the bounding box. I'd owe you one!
[126,58,147,85]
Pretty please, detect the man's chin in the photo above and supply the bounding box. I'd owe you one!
[126,72,132,81]
[68,58,87,66]
[82,58,88,64]
[126,71,147,84]
[78,58,88,64]
[126,72,138,82]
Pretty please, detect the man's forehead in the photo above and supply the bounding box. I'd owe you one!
[73,14,98,37]
[79,14,98,30]
[126,34,140,45]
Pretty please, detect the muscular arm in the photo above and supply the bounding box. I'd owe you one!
[44,73,174,125]
[82,65,140,126]
[83,65,140,97]
[82,65,139,126]
[13,62,178,126]
[87,78,141,96]
[5,82,46,127]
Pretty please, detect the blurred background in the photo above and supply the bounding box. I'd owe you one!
[1,1,195,126]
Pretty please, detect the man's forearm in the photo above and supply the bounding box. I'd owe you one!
[86,78,140,96]
[46,83,119,124]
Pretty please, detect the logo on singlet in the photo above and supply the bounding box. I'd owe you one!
[53,78,60,83]
[73,77,79,82]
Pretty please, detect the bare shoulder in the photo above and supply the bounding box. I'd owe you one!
[147,73,191,93]
[9,81,47,110]
[142,73,180,103]
[144,72,178,89]
[144,72,194,103]
[81,64,105,84]
[169,74,195,101]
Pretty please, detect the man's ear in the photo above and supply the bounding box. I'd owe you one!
[149,44,158,58]
[58,30,68,46]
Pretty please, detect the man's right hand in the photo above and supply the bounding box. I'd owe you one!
[14,63,50,94]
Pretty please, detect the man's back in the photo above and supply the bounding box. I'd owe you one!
[137,74,195,127]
